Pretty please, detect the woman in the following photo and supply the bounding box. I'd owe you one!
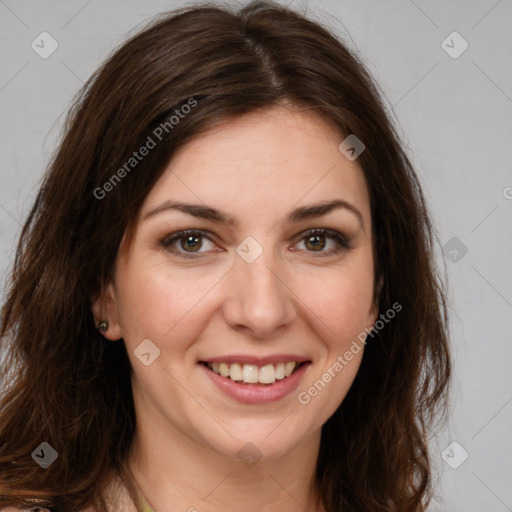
[0,1,451,511]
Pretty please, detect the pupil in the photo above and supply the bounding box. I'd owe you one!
[307,235,325,251]
[182,235,201,251]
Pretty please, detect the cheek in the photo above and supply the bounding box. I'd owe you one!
[295,273,372,415]
[297,265,375,341]
[114,257,223,345]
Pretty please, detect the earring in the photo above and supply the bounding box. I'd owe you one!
[97,320,109,333]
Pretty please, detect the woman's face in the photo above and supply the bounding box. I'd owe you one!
[100,106,378,461]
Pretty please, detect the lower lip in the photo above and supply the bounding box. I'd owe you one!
[199,363,310,404]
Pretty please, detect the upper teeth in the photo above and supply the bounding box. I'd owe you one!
[207,362,299,384]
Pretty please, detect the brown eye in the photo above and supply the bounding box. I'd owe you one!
[304,234,326,251]
[294,228,351,255]
[161,230,218,258]
[180,234,203,252]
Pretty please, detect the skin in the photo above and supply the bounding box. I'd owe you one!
[93,105,378,512]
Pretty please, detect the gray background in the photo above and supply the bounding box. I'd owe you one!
[1,1,511,510]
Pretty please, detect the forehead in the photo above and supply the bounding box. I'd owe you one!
[140,106,371,227]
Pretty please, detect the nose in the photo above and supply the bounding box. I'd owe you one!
[221,247,297,339]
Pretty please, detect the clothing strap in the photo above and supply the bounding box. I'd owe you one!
[137,489,155,512]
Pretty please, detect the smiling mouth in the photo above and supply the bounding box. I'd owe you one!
[200,361,308,385]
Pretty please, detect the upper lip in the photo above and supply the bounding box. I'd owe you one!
[199,354,311,366]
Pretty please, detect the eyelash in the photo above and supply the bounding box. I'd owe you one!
[160,228,351,259]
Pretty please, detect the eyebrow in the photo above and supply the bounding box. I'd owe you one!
[143,199,364,229]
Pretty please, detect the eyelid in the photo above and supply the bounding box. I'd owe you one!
[160,229,219,258]
[160,227,351,258]
[291,228,352,254]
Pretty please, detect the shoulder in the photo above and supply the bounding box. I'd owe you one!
[1,505,101,512]
[0,477,137,512]
[1,508,52,512]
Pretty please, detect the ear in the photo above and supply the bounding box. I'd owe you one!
[367,300,379,331]
[91,281,123,341]
[367,275,384,329]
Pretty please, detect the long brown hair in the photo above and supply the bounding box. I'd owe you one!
[0,2,450,510]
